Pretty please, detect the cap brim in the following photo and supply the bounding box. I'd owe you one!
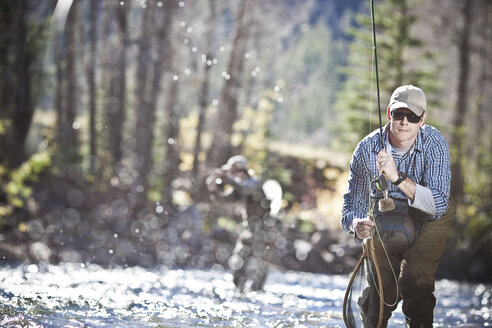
[221,163,248,171]
[220,164,232,170]
[389,101,425,116]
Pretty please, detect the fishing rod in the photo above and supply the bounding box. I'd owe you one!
[343,3,400,327]
[370,0,384,149]
[369,0,394,212]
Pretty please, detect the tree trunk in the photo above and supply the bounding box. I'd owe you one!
[104,1,128,172]
[207,0,255,167]
[192,0,216,182]
[54,18,65,160]
[0,0,34,168]
[477,0,492,216]
[450,0,473,202]
[11,0,33,167]
[474,0,490,171]
[162,79,180,208]
[132,6,155,202]
[113,3,128,166]
[61,0,79,164]
[133,1,176,211]
[88,0,98,173]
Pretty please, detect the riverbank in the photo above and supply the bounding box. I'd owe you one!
[0,201,490,284]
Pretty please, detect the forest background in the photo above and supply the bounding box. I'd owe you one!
[0,0,491,282]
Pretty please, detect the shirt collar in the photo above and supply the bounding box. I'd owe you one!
[373,123,423,154]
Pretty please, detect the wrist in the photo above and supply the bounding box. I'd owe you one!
[393,171,407,186]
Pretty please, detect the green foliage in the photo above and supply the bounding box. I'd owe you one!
[272,20,345,142]
[0,119,10,135]
[0,151,51,222]
[335,0,442,148]
[233,95,275,167]
[459,149,492,239]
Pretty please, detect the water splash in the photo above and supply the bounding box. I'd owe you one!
[0,264,490,327]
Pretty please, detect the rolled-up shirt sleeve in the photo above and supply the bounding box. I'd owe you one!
[422,133,451,220]
[409,184,436,216]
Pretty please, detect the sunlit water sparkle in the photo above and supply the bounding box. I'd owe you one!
[0,263,490,327]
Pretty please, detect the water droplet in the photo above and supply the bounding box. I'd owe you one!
[27,264,39,273]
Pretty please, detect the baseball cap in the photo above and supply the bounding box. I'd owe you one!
[221,155,248,171]
[388,85,427,116]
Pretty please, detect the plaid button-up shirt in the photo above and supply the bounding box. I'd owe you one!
[341,124,451,234]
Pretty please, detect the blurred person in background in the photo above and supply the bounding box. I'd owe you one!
[206,155,282,291]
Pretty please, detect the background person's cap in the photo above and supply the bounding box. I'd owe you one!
[221,155,248,171]
[388,85,427,116]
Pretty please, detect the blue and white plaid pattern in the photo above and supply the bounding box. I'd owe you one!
[341,124,451,233]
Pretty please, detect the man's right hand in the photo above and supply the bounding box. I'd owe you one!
[352,218,375,239]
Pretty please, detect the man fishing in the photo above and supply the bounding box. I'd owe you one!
[341,85,454,327]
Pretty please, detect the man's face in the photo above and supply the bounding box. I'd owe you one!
[387,107,426,146]
[228,165,248,180]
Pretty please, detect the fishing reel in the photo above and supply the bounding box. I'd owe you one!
[371,174,388,192]
[371,174,395,212]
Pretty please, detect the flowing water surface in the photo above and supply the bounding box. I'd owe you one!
[0,263,490,327]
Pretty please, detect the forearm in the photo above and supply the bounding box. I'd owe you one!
[395,177,417,202]
[397,179,437,216]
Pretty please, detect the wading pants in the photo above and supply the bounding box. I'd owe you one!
[372,202,454,328]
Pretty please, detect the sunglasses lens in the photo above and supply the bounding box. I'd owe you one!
[392,111,421,123]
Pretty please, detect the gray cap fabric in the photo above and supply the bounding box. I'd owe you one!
[388,85,427,116]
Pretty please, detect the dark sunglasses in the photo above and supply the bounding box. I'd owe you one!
[391,110,422,123]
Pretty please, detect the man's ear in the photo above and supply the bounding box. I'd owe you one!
[420,112,427,126]
[386,107,391,121]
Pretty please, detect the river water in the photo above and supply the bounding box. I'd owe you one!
[0,263,490,328]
